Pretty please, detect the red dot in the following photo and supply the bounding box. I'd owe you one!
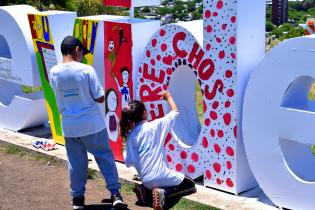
[138,67,142,73]
[227,161,232,170]
[213,12,218,17]
[146,50,151,58]
[151,83,155,88]
[166,155,172,162]
[214,143,221,154]
[229,36,236,45]
[222,24,227,30]
[234,126,237,139]
[203,100,207,112]
[231,16,236,23]
[202,137,208,148]
[181,151,187,159]
[191,153,199,162]
[205,10,211,18]
[218,51,225,59]
[218,130,224,138]
[161,43,167,52]
[225,70,232,78]
[223,113,231,126]
[216,37,222,43]
[205,170,212,179]
[231,53,236,59]
[163,84,168,90]
[206,43,211,51]
[176,163,182,172]
[216,178,222,185]
[168,144,175,151]
[205,118,211,126]
[150,103,155,109]
[206,25,213,33]
[226,178,234,188]
[212,101,219,109]
[152,39,157,47]
[166,68,172,75]
[217,0,223,9]
[140,78,144,83]
[187,164,195,173]
[227,89,234,97]
[160,29,166,36]
[225,101,231,108]
[226,146,234,156]
[157,55,161,61]
[213,163,221,173]
[210,111,217,120]
[150,59,155,66]
[210,129,215,137]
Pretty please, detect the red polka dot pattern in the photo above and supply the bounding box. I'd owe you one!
[136,0,237,193]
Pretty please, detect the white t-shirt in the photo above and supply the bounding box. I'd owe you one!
[50,61,105,138]
[124,110,185,189]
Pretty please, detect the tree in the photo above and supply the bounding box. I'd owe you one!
[266,21,275,32]
[280,27,305,41]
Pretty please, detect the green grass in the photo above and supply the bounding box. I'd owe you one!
[195,81,204,125]
[311,146,315,156]
[2,144,58,165]
[87,168,98,179]
[5,144,23,155]
[120,179,135,195]
[171,198,220,210]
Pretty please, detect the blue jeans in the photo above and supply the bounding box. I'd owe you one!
[65,129,121,198]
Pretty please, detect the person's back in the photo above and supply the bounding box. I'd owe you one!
[125,111,183,189]
[121,93,196,210]
[49,36,126,210]
[50,61,104,137]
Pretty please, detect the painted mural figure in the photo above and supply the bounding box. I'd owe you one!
[107,27,127,73]
[105,89,119,142]
[120,91,196,210]
[114,67,131,109]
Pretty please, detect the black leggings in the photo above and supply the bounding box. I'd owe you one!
[163,176,196,198]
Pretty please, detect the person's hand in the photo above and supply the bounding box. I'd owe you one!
[110,71,116,78]
[161,91,172,101]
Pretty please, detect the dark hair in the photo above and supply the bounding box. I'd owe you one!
[120,66,130,74]
[120,100,146,138]
[61,36,89,56]
[61,46,77,56]
[105,88,118,113]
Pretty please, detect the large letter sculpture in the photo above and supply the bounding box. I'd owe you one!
[102,1,160,161]
[243,36,315,209]
[0,5,48,131]
[136,0,265,194]
[103,0,159,8]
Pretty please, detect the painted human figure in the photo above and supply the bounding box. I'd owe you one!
[114,67,131,109]
[105,89,119,142]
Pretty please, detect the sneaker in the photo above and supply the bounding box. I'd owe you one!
[111,192,127,209]
[72,196,84,210]
[152,188,165,210]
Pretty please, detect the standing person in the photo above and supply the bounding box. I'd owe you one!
[120,91,196,210]
[50,36,126,210]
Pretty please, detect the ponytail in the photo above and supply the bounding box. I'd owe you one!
[120,100,146,138]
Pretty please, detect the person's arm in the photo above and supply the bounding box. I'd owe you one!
[88,67,105,103]
[95,95,105,103]
[162,91,178,111]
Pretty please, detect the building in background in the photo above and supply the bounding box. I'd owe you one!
[272,0,288,25]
